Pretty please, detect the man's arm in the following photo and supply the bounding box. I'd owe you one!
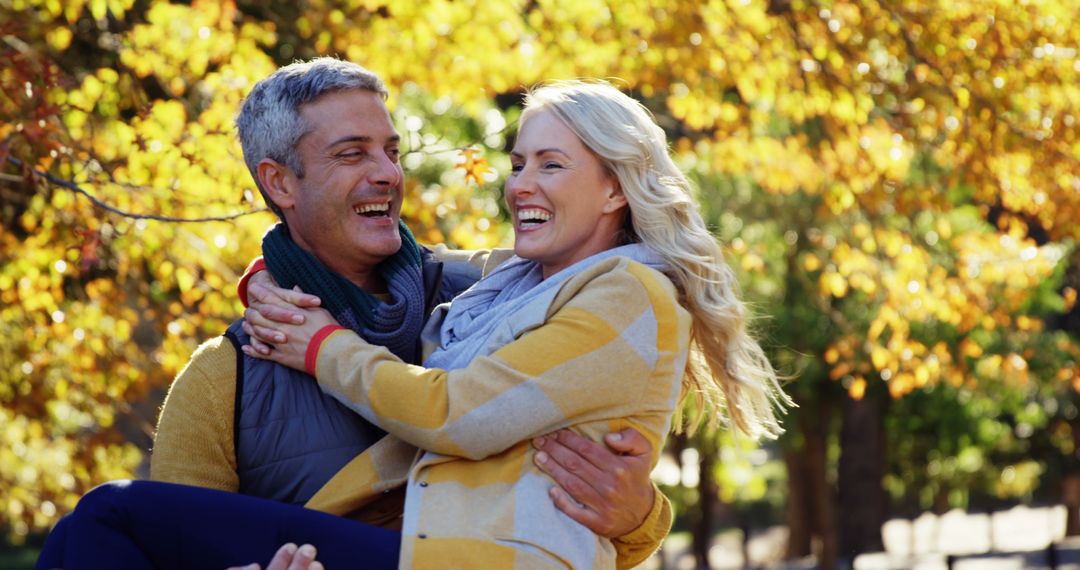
[533,428,672,569]
[150,336,239,491]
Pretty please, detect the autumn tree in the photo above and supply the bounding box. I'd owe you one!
[2,3,1078,570]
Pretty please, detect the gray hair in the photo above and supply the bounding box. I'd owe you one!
[236,57,388,217]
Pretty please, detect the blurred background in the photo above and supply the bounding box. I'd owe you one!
[1,0,1078,568]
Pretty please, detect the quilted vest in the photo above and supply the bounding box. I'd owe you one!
[226,252,478,506]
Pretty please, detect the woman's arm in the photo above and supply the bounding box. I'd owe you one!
[246,264,688,460]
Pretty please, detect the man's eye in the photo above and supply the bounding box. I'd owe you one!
[340,151,365,159]
[387,148,401,161]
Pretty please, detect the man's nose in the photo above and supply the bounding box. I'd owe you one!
[369,152,402,188]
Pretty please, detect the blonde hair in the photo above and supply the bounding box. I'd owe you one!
[521,81,792,438]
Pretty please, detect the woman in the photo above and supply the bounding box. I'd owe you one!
[241,80,788,567]
[39,81,787,569]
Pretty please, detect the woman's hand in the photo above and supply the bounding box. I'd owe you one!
[241,283,339,372]
[242,279,323,356]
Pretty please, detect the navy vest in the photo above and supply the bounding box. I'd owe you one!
[225,252,478,506]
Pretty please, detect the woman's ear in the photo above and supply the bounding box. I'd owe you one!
[257,159,297,211]
[602,179,628,214]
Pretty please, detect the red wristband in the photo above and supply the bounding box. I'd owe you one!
[305,324,346,376]
[237,257,267,308]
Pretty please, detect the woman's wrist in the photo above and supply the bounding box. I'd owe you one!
[305,324,346,375]
[237,257,267,308]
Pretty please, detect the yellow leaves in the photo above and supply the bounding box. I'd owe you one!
[870,345,892,371]
[848,376,867,401]
[46,26,73,50]
[825,184,855,214]
[120,0,248,88]
[956,87,971,109]
[175,267,196,293]
[740,252,765,273]
[746,136,823,195]
[455,148,494,186]
[148,100,188,142]
[88,0,108,20]
[961,338,984,359]
[820,271,849,298]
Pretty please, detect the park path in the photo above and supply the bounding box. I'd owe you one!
[641,505,1080,569]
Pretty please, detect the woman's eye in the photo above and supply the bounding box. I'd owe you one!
[543,162,563,169]
[510,164,523,173]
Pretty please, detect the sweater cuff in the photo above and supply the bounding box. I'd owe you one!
[237,257,267,308]
[306,325,346,376]
[614,482,672,545]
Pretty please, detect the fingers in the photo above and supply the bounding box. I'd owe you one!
[533,434,608,505]
[249,282,321,309]
[291,286,322,308]
[244,308,288,345]
[604,427,653,457]
[543,429,621,472]
[263,543,297,570]
[535,429,657,538]
[241,321,274,356]
[547,486,611,536]
[246,285,309,326]
[255,302,308,325]
[287,544,317,570]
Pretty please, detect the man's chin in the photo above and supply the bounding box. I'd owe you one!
[360,236,403,260]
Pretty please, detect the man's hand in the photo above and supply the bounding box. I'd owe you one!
[532,428,655,538]
[227,542,322,570]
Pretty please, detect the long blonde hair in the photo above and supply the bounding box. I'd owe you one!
[521,81,792,438]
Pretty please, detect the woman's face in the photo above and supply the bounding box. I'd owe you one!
[506,109,627,278]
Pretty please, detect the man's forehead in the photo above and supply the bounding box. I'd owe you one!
[299,89,398,144]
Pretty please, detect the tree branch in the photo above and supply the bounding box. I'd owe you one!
[5,156,268,223]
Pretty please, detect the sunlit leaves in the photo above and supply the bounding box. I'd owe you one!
[455,148,495,187]
[2,0,1079,542]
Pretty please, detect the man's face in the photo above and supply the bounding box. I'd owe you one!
[282,89,404,281]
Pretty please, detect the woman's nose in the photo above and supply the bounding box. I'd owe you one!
[506,168,536,199]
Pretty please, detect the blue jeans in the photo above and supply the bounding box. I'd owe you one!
[36,480,400,569]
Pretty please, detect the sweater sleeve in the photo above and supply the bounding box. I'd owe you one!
[236,257,266,308]
[613,482,673,569]
[313,263,686,461]
[150,336,239,491]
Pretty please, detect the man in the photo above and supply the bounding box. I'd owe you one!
[151,58,671,566]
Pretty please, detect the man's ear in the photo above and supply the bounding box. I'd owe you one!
[256,158,297,210]
[602,179,628,214]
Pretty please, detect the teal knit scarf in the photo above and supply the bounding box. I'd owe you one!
[261,222,425,364]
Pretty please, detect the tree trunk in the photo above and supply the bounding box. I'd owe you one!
[784,446,812,558]
[808,395,838,570]
[1064,418,1080,536]
[783,391,837,569]
[838,388,888,564]
[692,437,718,569]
